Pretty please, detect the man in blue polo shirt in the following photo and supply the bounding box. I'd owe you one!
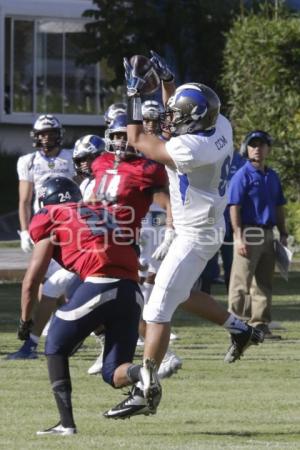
[227,130,288,337]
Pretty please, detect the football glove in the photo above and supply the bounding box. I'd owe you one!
[18,229,33,253]
[150,50,174,82]
[17,318,34,341]
[152,228,175,261]
[123,57,146,97]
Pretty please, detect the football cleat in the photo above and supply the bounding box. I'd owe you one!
[140,358,162,411]
[36,422,77,436]
[158,349,182,379]
[6,338,38,360]
[224,325,264,363]
[103,384,158,420]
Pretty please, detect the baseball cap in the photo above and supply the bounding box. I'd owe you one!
[247,130,272,146]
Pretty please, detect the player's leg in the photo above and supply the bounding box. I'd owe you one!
[7,267,76,360]
[38,280,120,434]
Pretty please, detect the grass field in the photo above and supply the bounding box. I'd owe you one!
[1,274,300,449]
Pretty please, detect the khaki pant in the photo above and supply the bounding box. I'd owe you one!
[228,228,275,326]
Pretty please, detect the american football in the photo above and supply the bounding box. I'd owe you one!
[130,54,160,95]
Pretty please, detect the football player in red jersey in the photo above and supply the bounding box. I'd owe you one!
[19,177,159,435]
[92,113,168,232]
[87,113,172,377]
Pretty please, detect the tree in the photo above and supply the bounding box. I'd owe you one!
[221,4,300,240]
[80,0,240,90]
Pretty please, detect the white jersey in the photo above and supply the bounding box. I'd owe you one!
[165,114,233,238]
[17,148,75,212]
[80,177,95,201]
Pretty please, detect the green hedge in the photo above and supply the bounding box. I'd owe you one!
[221,7,300,242]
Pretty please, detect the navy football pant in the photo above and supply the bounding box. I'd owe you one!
[45,278,143,386]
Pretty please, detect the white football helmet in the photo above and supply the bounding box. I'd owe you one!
[142,100,164,135]
[142,100,164,120]
[31,114,64,148]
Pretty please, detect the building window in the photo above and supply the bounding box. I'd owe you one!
[4,17,121,116]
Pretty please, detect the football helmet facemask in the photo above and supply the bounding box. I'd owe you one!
[73,135,105,175]
[104,102,127,126]
[38,176,82,208]
[163,83,220,136]
[105,113,136,160]
[31,114,64,150]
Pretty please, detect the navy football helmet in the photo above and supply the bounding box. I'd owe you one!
[164,83,220,136]
[240,130,273,158]
[38,177,82,208]
[73,134,105,175]
[104,102,127,125]
[31,114,64,149]
[105,113,136,159]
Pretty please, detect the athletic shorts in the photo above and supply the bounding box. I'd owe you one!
[45,278,143,381]
[143,221,224,323]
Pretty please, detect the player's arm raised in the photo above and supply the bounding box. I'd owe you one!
[150,50,176,107]
[124,56,176,168]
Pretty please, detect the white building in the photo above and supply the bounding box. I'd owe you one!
[0,0,123,153]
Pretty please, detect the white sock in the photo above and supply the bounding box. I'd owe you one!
[141,282,154,304]
[223,313,248,334]
[29,333,39,345]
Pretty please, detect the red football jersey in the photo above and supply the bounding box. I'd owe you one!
[29,202,138,281]
[92,153,167,236]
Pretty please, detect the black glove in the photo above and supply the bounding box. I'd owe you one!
[17,318,33,341]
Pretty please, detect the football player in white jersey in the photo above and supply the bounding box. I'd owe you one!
[17,114,75,252]
[103,52,264,419]
[7,115,76,360]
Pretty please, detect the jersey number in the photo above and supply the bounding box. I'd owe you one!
[96,174,121,204]
[218,155,231,197]
[78,206,118,236]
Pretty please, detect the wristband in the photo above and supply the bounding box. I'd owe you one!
[127,96,143,125]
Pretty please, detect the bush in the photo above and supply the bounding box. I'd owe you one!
[221,9,300,201]
[221,6,300,243]
[285,202,300,245]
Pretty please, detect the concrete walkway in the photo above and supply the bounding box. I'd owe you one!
[0,248,31,282]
